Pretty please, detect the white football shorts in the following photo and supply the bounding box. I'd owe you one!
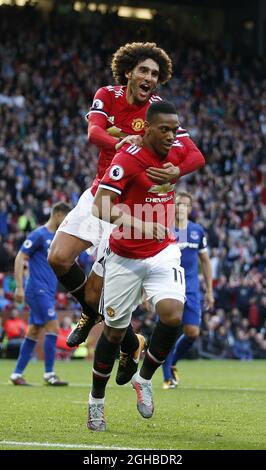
[103,243,186,329]
[57,188,113,277]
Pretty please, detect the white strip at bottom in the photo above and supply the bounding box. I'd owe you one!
[0,440,143,450]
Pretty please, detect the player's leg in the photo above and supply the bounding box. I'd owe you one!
[162,343,178,389]
[132,299,184,418]
[88,324,126,432]
[66,239,142,351]
[10,297,43,385]
[172,325,200,363]
[88,251,143,431]
[48,189,103,343]
[66,268,103,347]
[170,293,201,384]
[89,243,144,365]
[132,245,185,417]
[43,317,68,386]
[48,231,99,326]
[92,244,146,387]
[115,325,146,385]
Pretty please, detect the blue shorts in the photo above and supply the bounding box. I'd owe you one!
[26,292,57,326]
[182,291,201,326]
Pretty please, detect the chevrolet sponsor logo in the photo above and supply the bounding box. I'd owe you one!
[145,195,174,203]
[148,183,175,195]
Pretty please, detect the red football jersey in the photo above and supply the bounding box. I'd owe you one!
[87,85,162,195]
[98,144,183,259]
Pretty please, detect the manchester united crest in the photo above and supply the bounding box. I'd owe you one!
[132,118,144,132]
[106,306,115,317]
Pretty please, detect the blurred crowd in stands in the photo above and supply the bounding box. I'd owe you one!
[0,7,266,360]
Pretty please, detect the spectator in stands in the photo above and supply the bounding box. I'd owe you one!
[232,328,253,361]
[2,307,27,359]
[0,201,9,240]
[18,209,36,233]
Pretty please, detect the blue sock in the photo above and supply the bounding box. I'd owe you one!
[14,337,37,374]
[172,334,195,364]
[162,346,175,381]
[44,333,57,373]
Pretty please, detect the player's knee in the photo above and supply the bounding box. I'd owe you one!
[164,312,182,328]
[46,326,59,335]
[27,325,41,340]
[104,325,126,344]
[84,287,101,310]
[48,244,72,272]
[45,320,59,335]
[157,299,183,327]
[183,325,200,338]
[84,275,102,309]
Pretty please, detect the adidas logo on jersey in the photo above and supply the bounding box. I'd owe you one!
[126,145,141,155]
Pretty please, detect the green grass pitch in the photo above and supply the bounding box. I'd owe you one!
[0,359,266,450]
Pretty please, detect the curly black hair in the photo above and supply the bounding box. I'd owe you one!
[111,42,172,85]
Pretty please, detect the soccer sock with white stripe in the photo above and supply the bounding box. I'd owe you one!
[92,333,120,398]
[140,321,179,380]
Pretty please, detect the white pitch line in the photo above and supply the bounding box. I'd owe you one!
[71,384,266,392]
[0,440,143,450]
[1,382,266,392]
[0,383,128,389]
[180,385,266,392]
[72,400,87,404]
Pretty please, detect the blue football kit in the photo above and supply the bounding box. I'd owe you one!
[21,226,57,325]
[12,223,69,384]
[162,221,208,383]
[177,221,208,326]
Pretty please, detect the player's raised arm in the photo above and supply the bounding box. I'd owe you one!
[87,87,120,151]
[87,87,143,151]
